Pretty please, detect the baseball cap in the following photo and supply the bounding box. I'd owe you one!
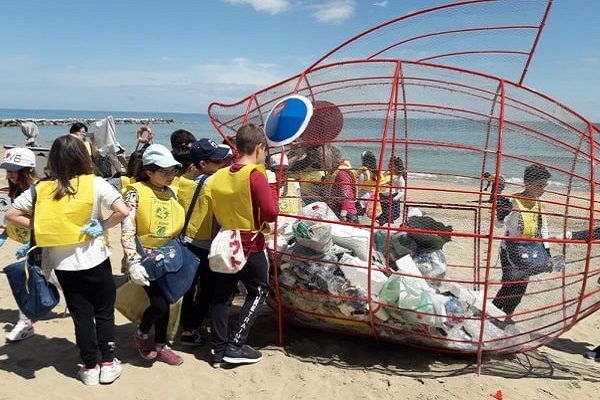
[190,139,232,162]
[142,144,182,168]
[0,147,36,171]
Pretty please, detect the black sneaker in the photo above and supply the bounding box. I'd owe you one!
[211,348,224,369]
[180,330,205,347]
[583,345,600,361]
[223,344,262,364]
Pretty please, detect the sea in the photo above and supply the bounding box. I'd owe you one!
[1,108,598,190]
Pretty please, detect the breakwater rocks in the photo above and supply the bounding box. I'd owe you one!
[0,118,176,127]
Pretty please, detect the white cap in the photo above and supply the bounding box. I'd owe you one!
[142,144,182,168]
[0,147,36,171]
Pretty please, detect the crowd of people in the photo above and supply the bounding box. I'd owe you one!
[1,121,598,386]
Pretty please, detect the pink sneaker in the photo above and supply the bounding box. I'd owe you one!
[156,344,183,366]
[134,332,157,360]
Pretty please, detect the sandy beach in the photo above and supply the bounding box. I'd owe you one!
[1,167,599,399]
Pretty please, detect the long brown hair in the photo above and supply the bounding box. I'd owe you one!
[46,135,94,199]
[8,168,37,200]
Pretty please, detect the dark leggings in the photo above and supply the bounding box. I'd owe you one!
[492,248,529,316]
[180,247,215,331]
[140,282,170,344]
[376,193,401,226]
[55,258,116,368]
[211,251,269,355]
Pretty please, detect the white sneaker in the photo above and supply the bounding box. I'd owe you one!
[99,358,122,384]
[6,319,34,342]
[77,364,100,385]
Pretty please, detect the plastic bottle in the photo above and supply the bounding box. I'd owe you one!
[310,203,325,219]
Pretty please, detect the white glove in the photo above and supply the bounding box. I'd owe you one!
[128,262,150,286]
[266,170,277,184]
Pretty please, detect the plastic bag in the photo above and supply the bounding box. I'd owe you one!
[208,229,247,274]
[414,249,448,279]
[115,280,182,342]
[293,221,333,253]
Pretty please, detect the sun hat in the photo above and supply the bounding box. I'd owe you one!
[142,144,182,168]
[0,147,36,171]
[190,139,232,162]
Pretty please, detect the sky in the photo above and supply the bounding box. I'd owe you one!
[1,0,598,121]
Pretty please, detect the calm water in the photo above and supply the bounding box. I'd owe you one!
[1,108,598,189]
[0,109,216,152]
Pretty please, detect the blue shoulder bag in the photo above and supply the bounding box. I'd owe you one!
[3,186,60,319]
[136,180,207,304]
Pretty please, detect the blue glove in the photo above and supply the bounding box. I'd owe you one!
[0,231,7,247]
[81,218,104,238]
[15,242,31,259]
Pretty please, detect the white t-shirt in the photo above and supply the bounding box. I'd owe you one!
[12,177,122,271]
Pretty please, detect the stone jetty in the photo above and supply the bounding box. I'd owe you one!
[0,117,176,127]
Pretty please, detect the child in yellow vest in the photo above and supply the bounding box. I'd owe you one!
[7,135,129,385]
[121,144,187,366]
[493,164,552,322]
[198,124,279,367]
[177,138,233,346]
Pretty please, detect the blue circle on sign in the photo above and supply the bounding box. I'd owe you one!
[264,95,313,146]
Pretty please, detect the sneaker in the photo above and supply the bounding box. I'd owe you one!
[583,345,600,361]
[156,344,183,366]
[99,358,122,384]
[211,349,224,369]
[134,332,158,360]
[223,344,262,364]
[77,364,100,386]
[6,320,34,342]
[180,330,205,347]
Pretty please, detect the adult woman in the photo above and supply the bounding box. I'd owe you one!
[121,143,186,366]
[492,164,552,321]
[6,135,129,385]
[0,147,37,342]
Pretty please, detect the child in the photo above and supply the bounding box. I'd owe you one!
[376,155,406,226]
[482,171,506,202]
[194,124,278,367]
[121,144,186,366]
[0,147,37,342]
[7,136,128,385]
[178,138,232,346]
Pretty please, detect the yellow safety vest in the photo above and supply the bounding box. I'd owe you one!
[6,223,30,244]
[355,166,378,188]
[84,140,93,156]
[170,176,198,215]
[210,164,270,233]
[514,198,544,238]
[278,181,302,215]
[128,182,185,248]
[34,174,95,247]
[288,168,325,200]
